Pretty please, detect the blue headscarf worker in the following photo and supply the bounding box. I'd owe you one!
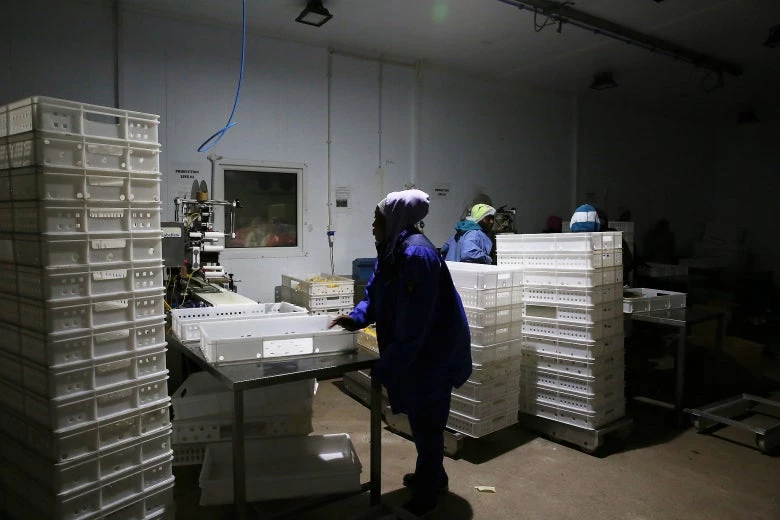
[330,189,472,517]
[440,203,496,264]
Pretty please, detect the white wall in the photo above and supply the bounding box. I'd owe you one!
[1,0,116,106]
[577,98,718,257]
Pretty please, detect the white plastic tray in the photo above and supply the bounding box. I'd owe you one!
[456,286,513,309]
[16,263,163,301]
[623,288,687,313]
[453,375,520,401]
[171,372,315,421]
[19,320,165,369]
[5,96,160,144]
[523,367,624,397]
[470,339,522,366]
[522,283,621,306]
[497,231,621,253]
[497,250,622,270]
[521,348,624,378]
[280,284,354,310]
[522,300,622,324]
[463,304,517,328]
[198,314,356,364]
[467,356,522,384]
[518,397,625,429]
[469,322,522,347]
[13,233,162,268]
[172,413,312,445]
[5,132,161,173]
[522,267,623,288]
[521,334,623,361]
[450,391,521,419]
[11,201,161,234]
[10,167,161,203]
[198,434,362,505]
[446,262,521,290]
[171,302,307,342]
[446,408,517,438]
[519,382,624,414]
[522,316,623,342]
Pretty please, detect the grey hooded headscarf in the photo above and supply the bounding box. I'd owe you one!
[376,189,430,249]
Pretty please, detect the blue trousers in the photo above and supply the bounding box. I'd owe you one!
[406,393,451,500]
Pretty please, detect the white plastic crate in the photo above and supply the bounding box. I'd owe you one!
[446,261,520,290]
[497,231,621,254]
[16,263,163,301]
[171,372,315,421]
[20,347,167,401]
[3,374,169,432]
[497,250,623,270]
[13,232,162,268]
[469,322,521,347]
[467,356,521,384]
[6,132,161,173]
[623,287,687,314]
[0,400,170,464]
[463,304,517,327]
[198,314,356,364]
[172,413,312,445]
[522,267,623,288]
[11,202,161,234]
[518,398,625,429]
[19,320,165,368]
[6,96,160,145]
[522,300,622,324]
[173,443,206,466]
[0,455,174,520]
[470,339,522,366]
[17,293,164,334]
[454,375,520,401]
[309,305,354,316]
[522,283,621,307]
[171,302,307,342]
[523,367,624,397]
[280,284,354,310]
[101,480,174,520]
[456,286,513,309]
[446,408,517,438]
[1,427,171,496]
[519,384,624,414]
[450,392,520,420]
[198,434,362,505]
[9,168,162,204]
[282,273,354,296]
[356,326,378,355]
[521,334,623,361]
[521,348,624,378]
[521,316,623,342]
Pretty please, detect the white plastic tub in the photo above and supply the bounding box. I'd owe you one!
[623,288,687,313]
[446,262,520,290]
[171,302,307,342]
[198,434,362,505]
[171,372,315,421]
[198,314,356,364]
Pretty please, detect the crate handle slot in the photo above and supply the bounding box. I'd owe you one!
[95,329,130,343]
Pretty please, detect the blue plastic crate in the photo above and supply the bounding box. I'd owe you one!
[352,258,375,282]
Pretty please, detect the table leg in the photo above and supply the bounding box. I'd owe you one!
[675,327,687,425]
[370,376,382,506]
[233,390,247,520]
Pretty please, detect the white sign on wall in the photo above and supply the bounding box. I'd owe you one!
[433,184,451,199]
[172,164,206,200]
[335,186,351,209]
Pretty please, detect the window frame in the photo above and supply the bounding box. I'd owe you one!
[214,158,306,259]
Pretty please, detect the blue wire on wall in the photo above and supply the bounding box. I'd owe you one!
[197,0,247,152]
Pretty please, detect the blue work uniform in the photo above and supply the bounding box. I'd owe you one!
[442,220,493,264]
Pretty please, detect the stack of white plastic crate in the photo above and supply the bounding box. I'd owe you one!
[279,273,354,315]
[446,262,523,438]
[0,97,174,520]
[497,232,626,431]
[170,372,315,468]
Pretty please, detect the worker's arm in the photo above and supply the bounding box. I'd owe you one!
[458,230,492,264]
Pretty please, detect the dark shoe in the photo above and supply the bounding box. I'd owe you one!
[402,473,449,492]
[402,497,438,518]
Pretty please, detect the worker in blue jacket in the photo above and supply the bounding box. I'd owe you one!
[330,189,472,517]
[440,203,496,264]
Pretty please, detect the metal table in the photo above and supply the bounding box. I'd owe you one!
[167,336,381,520]
[629,307,725,420]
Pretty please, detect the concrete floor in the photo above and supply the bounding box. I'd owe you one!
[174,378,780,520]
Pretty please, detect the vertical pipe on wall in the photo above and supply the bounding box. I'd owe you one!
[113,0,122,108]
[410,61,422,187]
[571,93,580,209]
[378,59,383,171]
[326,49,333,231]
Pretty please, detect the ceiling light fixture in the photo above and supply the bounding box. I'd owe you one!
[296,0,333,27]
[590,72,618,90]
[764,25,780,48]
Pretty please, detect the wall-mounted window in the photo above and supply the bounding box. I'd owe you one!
[215,160,305,257]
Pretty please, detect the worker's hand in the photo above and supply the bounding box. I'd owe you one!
[329,315,360,332]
